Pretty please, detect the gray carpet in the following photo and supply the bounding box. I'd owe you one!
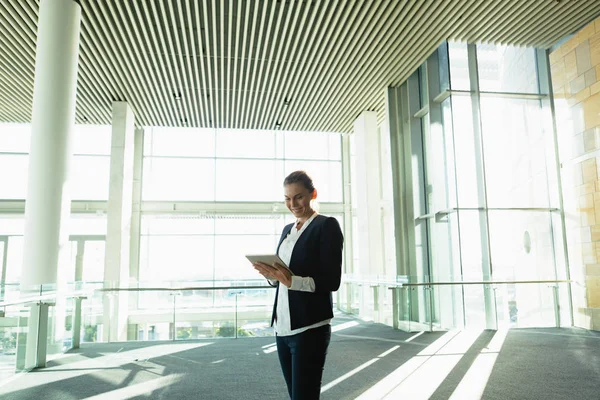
[0,315,599,399]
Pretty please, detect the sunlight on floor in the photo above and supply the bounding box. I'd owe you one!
[355,330,485,399]
[321,345,400,393]
[0,342,213,396]
[81,374,183,400]
[449,329,508,399]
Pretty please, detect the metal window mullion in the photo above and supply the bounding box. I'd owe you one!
[468,43,496,330]
[537,48,573,327]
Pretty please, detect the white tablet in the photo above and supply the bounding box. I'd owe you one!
[245,254,291,273]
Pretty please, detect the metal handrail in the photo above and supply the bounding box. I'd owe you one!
[0,290,90,308]
[97,285,274,292]
[387,279,571,288]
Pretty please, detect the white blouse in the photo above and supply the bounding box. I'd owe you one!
[274,212,331,336]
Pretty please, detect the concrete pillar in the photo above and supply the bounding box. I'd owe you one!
[21,0,81,288]
[103,102,135,342]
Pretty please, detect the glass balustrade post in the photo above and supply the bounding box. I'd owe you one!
[235,293,238,339]
[551,285,560,328]
[171,291,177,342]
[72,296,85,349]
[392,287,399,330]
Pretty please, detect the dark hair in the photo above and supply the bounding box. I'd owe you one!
[284,170,315,193]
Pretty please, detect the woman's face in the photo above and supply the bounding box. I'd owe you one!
[284,183,313,219]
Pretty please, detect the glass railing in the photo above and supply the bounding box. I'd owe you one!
[388,277,572,332]
[79,280,276,343]
[0,283,90,384]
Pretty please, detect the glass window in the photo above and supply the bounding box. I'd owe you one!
[0,123,30,152]
[284,160,343,202]
[449,96,480,208]
[73,125,112,155]
[477,44,538,94]
[142,157,216,201]
[214,235,280,280]
[214,214,283,235]
[448,42,470,91]
[0,154,29,199]
[82,241,106,282]
[141,215,214,235]
[70,156,111,200]
[216,129,276,158]
[143,127,215,157]
[70,214,107,235]
[215,159,285,201]
[5,236,23,283]
[480,97,550,208]
[0,215,24,235]
[284,131,342,161]
[139,235,215,282]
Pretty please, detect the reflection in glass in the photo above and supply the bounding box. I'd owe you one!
[477,44,538,94]
[448,42,469,91]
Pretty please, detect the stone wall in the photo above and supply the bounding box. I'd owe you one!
[550,16,600,330]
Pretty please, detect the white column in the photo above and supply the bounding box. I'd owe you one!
[103,102,135,342]
[354,111,386,320]
[354,112,385,276]
[21,0,81,289]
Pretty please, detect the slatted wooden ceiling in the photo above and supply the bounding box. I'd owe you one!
[0,0,599,133]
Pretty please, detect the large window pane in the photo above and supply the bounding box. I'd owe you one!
[144,127,215,157]
[284,131,342,161]
[450,96,480,208]
[216,129,275,158]
[480,98,550,208]
[214,215,282,235]
[73,125,111,155]
[477,44,538,94]
[0,154,28,199]
[448,42,469,91]
[284,160,342,202]
[215,159,284,201]
[214,235,279,280]
[142,157,215,201]
[142,215,214,235]
[488,210,556,328]
[139,235,215,282]
[71,156,110,200]
[0,123,30,152]
[70,214,107,235]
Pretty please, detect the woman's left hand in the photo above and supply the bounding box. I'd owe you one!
[253,262,293,288]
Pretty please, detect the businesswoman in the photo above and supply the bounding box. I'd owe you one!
[253,170,344,400]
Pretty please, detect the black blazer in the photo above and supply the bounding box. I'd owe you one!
[270,214,344,330]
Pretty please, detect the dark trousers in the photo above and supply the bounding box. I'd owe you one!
[275,324,331,400]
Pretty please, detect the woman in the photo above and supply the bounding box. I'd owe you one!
[253,170,344,400]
